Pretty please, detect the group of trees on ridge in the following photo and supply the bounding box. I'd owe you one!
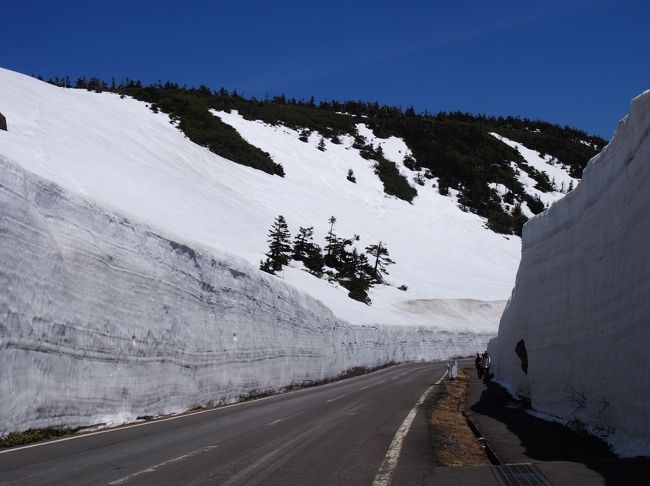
[37,74,607,236]
[259,215,395,304]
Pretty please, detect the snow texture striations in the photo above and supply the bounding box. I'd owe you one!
[488,90,650,457]
[0,156,491,434]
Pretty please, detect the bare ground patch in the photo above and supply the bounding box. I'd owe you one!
[430,369,490,466]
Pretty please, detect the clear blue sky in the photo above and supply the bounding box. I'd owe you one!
[2,0,648,138]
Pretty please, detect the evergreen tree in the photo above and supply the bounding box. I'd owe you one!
[512,204,528,236]
[347,169,356,183]
[324,216,338,268]
[568,180,574,191]
[365,241,395,283]
[259,215,291,274]
[303,243,325,276]
[403,155,416,171]
[292,226,314,261]
[317,136,326,152]
[338,249,373,304]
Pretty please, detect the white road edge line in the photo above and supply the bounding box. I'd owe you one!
[0,362,417,455]
[372,369,448,486]
[359,385,370,391]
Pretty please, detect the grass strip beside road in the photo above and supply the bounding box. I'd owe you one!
[0,428,75,449]
[430,369,490,466]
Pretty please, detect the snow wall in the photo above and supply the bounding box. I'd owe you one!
[488,90,650,457]
[0,156,491,434]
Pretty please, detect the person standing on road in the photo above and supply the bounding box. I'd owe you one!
[475,353,483,379]
[482,352,491,383]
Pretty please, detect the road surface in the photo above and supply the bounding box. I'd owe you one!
[0,361,447,485]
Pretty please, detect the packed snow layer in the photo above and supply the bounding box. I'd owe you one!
[488,90,650,457]
[0,156,494,434]
[0,67,518,330]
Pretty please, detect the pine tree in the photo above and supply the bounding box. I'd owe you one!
[324,216,338,268]
[365,241,395,283]
[512,203,528,236]
[292,226,314,261]
[347,169,356,183]
[568,180,574,191]
[318,136,326,152]
[303,243,325,276]
[259,215,291,274]
[338,249,373,304]
[403,155,416,171]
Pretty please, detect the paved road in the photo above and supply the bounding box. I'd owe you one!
[0,361,447,485]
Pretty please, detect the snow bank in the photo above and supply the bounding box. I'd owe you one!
[0,156,492,434]
[489,90,650,457]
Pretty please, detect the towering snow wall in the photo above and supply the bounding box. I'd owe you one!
[488,90,650,457]
[0,156,490,434]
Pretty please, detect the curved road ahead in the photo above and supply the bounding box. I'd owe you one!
[0,361,447,485]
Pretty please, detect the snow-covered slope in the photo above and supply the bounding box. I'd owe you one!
[491,133,580,217]
[0,68,582,432]
[0,68,526,330]
[488,90,650,457]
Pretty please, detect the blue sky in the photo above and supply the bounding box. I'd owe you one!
[2,0,648,138]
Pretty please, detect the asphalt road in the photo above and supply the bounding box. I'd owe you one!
[0,361,447,486]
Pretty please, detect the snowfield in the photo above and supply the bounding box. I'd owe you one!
[489,90,650,457]
[0,155,492,434]
[0,68,528,330]
[0,68,574,432]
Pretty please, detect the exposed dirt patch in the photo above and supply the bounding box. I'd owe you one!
[430,369,490,465]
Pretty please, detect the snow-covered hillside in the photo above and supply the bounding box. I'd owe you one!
[0,68,582,330]
[0,67,584,432]
[489,90,650,457]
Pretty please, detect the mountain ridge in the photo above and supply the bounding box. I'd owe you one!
[37,73,606,236]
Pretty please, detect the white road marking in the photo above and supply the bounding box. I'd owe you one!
[219,425,320,486]
[372,369,448,486]
[390,376,399,380]
[265,412,304,426]
[326,394,348,403]
[359,385,370,391]
[108,444,219,484]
